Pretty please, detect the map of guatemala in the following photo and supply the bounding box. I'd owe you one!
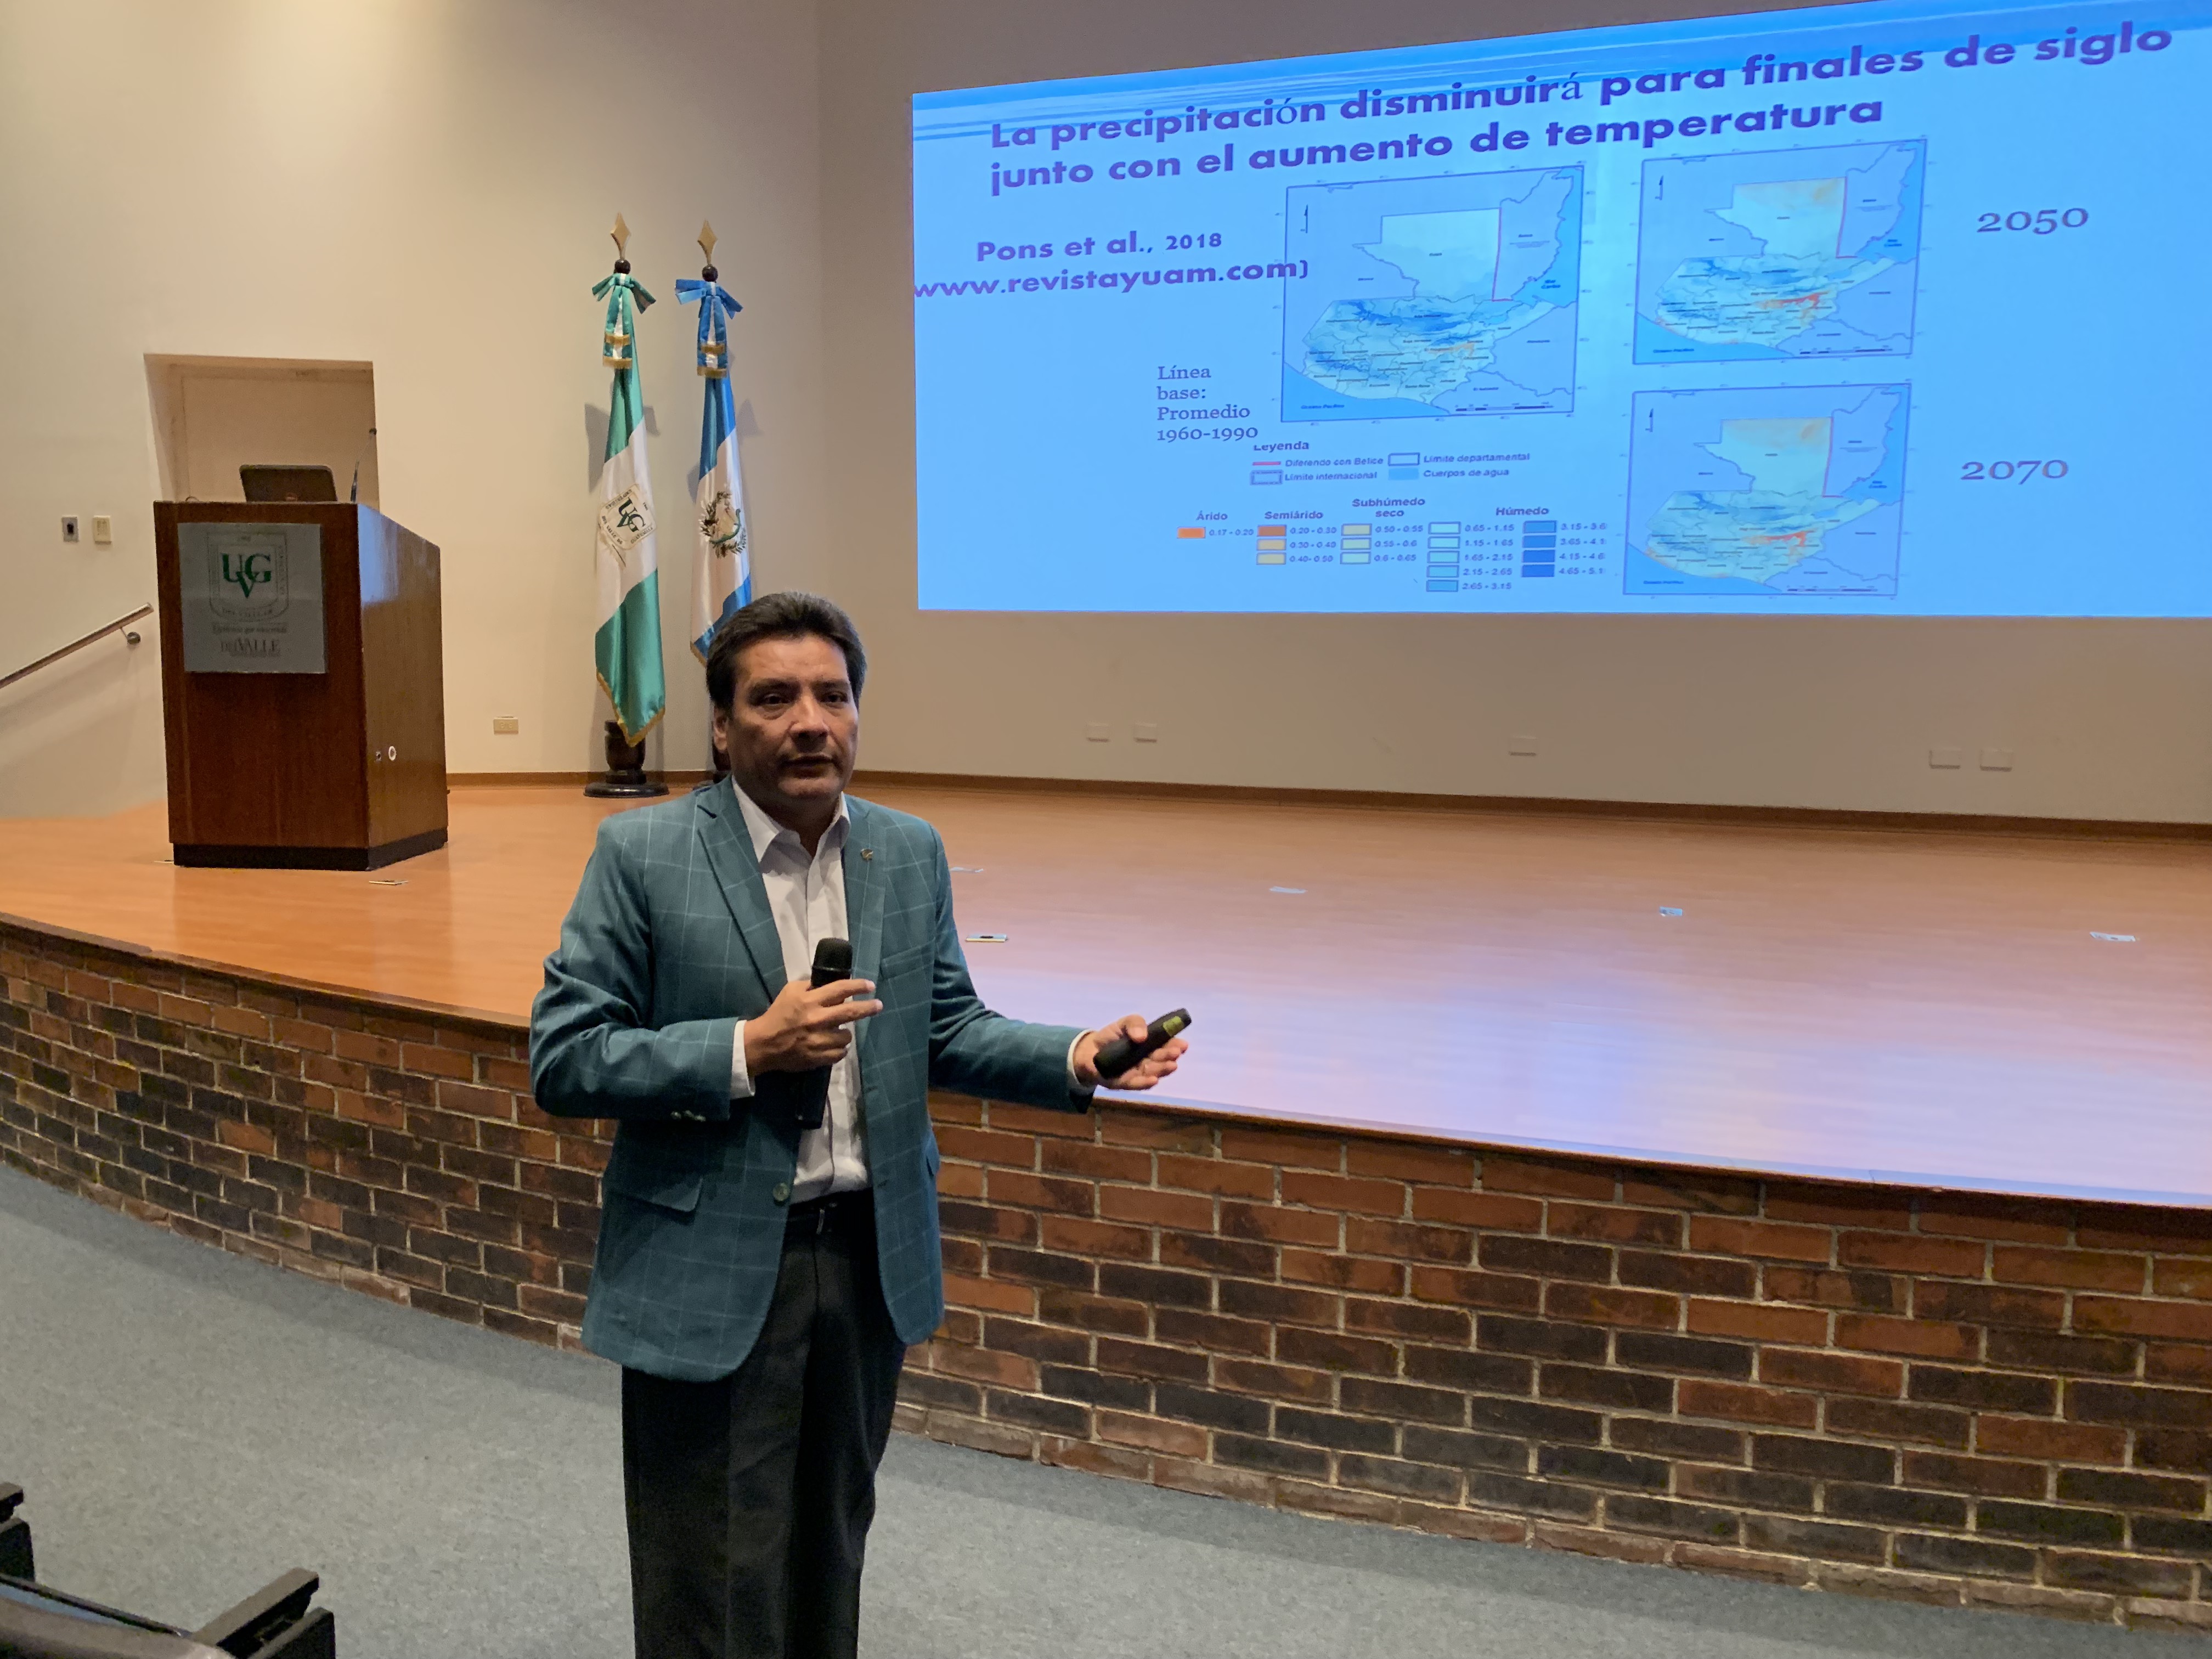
[1282,167,1582,420]
[1635,140,1924,363]
[1626,385,1909,597]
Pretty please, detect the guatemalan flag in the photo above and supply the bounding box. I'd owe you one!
[678,253,751,660]
[590,262,667,743]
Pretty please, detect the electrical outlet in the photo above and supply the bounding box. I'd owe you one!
[1085,722,1110,742]
[1929,746,1962,769]
[492,715,521,735]
[92,515,112,545]
[1979,747,2015,771]
[1133,723,1159,743]
[1508,734,1538,757]
[60,517,78,543]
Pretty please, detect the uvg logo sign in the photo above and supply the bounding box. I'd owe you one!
[223,551,273,599]
[205,532,290,622]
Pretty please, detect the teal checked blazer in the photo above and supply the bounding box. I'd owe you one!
[529,785,1088,1381]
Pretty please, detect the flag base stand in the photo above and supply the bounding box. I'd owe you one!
[583,720,669,799]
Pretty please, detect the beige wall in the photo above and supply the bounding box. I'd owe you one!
[3,0,2205,824]
[0,0,826,814]
[817,0,2212,822]
[149,358,381,507]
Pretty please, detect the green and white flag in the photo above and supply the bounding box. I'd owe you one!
[591,263,666,743]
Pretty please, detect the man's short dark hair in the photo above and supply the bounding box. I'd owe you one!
[704,591,868,712]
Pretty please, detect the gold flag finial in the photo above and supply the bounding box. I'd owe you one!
[698,221,718,264]
[611,213,631,259]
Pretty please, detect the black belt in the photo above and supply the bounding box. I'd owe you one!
[785,1188,874,1237]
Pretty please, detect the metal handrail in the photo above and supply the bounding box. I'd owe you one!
[0,604,153,692]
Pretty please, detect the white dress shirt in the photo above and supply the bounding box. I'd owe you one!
[728,783,869,1202]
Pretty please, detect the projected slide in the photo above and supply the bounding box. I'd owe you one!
[912,0,2210,615]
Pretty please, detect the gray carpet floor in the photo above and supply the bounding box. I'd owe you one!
[2,1164,2202,1658]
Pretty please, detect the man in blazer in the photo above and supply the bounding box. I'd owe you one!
[530,591,1185,1659]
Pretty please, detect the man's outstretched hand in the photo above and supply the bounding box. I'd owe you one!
[1073,1014,1189,1091]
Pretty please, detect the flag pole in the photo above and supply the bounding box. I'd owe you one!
[585,213,671,798]
[678,221,752,781]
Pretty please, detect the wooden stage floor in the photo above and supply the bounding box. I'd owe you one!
[4,784,2209,1207]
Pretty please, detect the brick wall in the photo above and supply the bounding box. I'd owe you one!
[6,918,2210,1632]
[0,921,608,1347]
[907,1100,2212,1632]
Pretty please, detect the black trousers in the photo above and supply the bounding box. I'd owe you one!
[622,1191,906,1659]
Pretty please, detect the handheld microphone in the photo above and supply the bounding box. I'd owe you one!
[810,936,854,990]
[793,936,853,1130]
[1093,1008,1191,1082]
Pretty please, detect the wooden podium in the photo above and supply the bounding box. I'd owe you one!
[154,502,447,870]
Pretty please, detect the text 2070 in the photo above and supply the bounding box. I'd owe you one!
[1961,459,2068,481]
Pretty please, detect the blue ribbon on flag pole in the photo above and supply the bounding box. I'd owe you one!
[675,278,741,475]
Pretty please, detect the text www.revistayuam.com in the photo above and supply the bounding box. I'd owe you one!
[916,261,1306,299]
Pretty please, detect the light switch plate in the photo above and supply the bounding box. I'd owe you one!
[1508,734,1538,756]
[60,517,78,543]
[1133,723,1159,743]
[91,515,112,545]
[1085,722,1110,742]
[1929,746,1962,769]
[492,715,521,736]
[1979,747,2015,771]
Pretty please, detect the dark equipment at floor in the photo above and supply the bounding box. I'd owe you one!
[0,1485,332,1659]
